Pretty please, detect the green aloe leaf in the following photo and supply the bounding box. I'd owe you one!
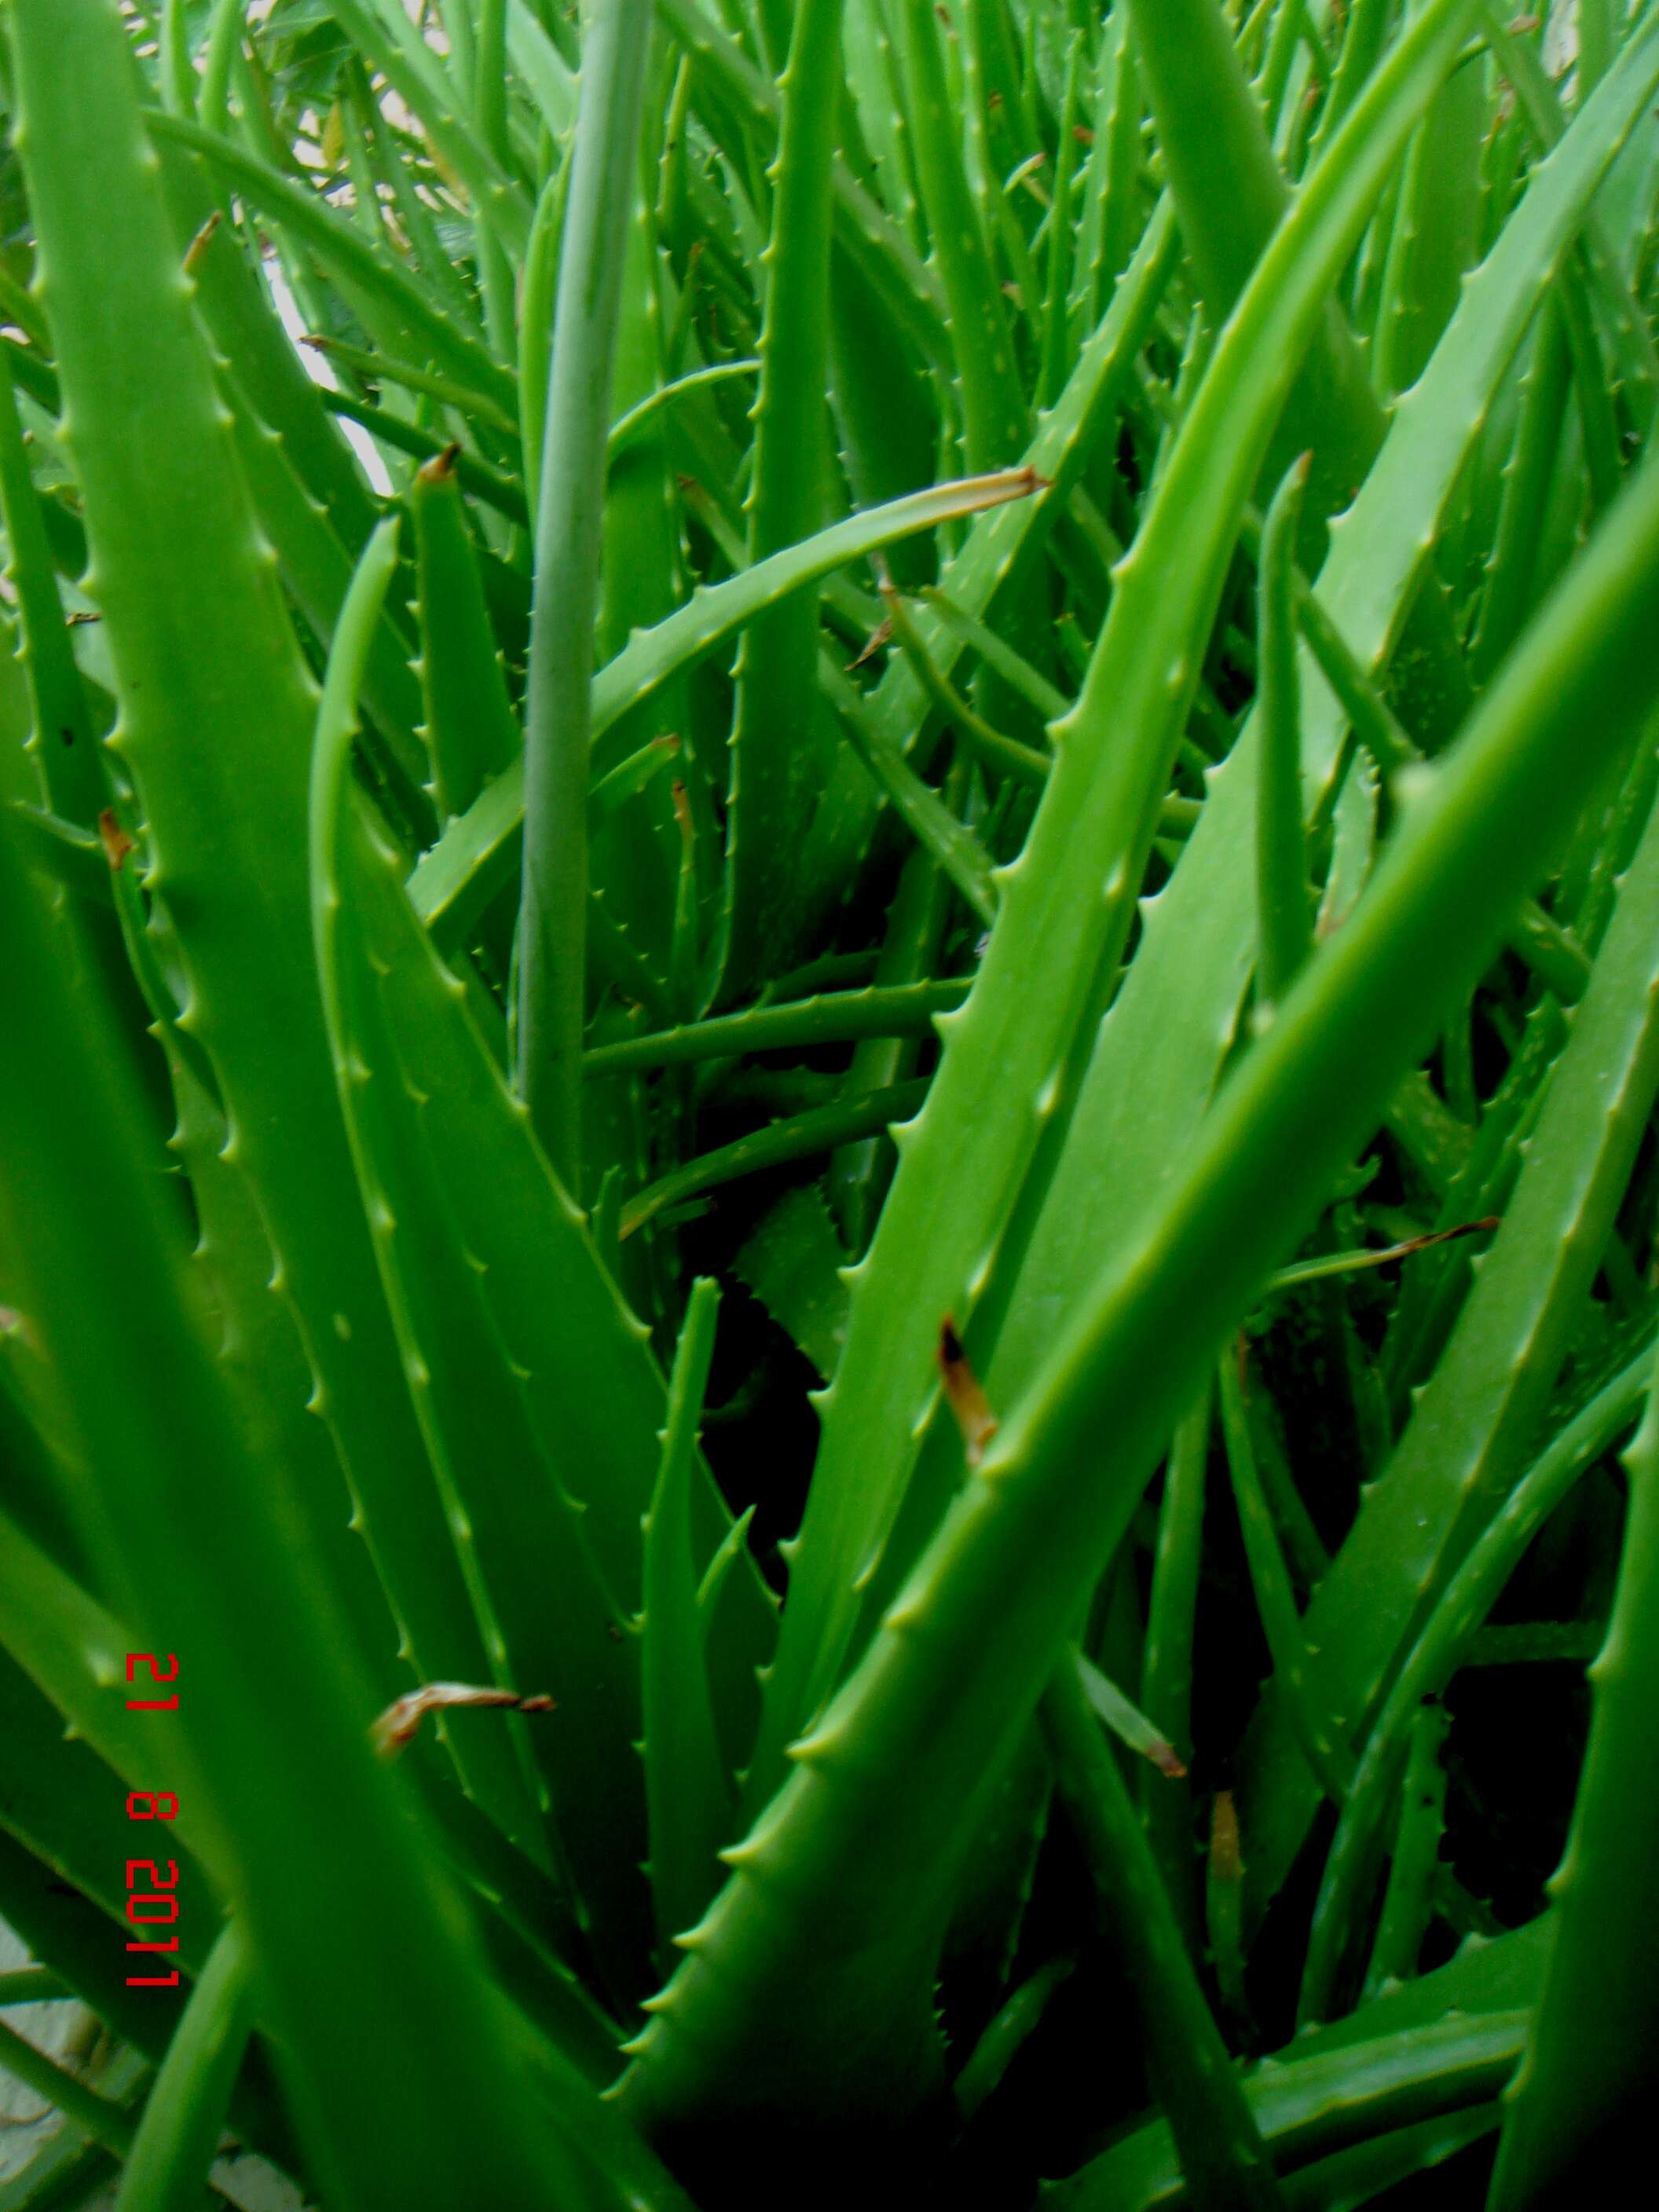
[309,0,534,262]
[1052,2015,1524,2210]
[617,349,1659,2182]
[721,0,848,986]
[6,7,1659,2202]
[972,21,1659,1818]
[143,112,519,419]
[517,0,651,1191]
[748,0,1486,1815]
[113,1920,256,2212]
[0,713,601,2212]
[313,521,777,1997]
[409,444,521,822]
[641,1280,733,1964]
[407,467,1041,949]
[1244,662,1659,1925]
[1486,1328,1659,2205]
[14,0,533,1847]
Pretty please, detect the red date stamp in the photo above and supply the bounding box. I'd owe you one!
[123,1652,180,1988]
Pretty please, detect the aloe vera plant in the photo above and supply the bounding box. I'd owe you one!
[2,2,1659,2207]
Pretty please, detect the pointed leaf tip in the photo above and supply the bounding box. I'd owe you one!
[416,441,463,485]
[939,1315,998,1467]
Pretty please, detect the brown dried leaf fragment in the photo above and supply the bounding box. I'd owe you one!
[182,211,222,275]
[1007,464,1052,498]
[848,617,892,672]
[939,1315,998,1467]
[1270,1215,1503,1295]
[416,441,463,485]
[371,1681,556,1760]
[97,810,134,873]
[1379,1215,1502,1264]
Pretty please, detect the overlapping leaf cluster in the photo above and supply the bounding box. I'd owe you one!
[2,2,1659,2207]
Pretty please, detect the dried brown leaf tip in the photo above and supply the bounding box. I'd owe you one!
[848,616,893,672]
[1009,465,1052,498]
[182,211,222,275]
[371,1680,556,1760]
[97,809,134,873]
[1389,1215,1501,1262]
[1146,1737,1188,1782]
[416,441,463,486]
[1313,1215,1503,1276]
[939,1316,998,1467]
